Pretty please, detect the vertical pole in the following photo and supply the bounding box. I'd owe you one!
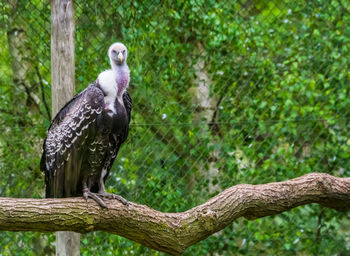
[51,0,79,255]
[56,232,80,256]
[51,0,75,115]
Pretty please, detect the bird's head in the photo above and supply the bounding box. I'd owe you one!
[108,42,127,66]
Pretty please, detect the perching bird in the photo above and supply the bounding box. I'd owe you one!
[40,42,132,208]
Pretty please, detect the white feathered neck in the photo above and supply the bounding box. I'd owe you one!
[97,43,130,115]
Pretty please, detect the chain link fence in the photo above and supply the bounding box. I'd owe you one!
[0,0,349,255]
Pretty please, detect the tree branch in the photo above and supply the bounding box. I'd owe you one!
[36,66,51,121]
[0,172,349,255]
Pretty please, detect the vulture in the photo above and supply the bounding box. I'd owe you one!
[40,42,131,208]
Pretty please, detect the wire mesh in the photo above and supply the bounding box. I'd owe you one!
[0,0,349,255]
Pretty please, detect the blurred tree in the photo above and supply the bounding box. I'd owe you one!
[7,0,41,114]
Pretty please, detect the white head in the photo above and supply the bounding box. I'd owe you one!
[108,42,128,67]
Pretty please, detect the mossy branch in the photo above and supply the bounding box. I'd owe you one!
[0,173,349,255]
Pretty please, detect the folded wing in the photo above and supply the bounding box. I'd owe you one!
[41,84,104,198]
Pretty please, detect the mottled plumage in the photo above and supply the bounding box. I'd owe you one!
[41,43,131,207]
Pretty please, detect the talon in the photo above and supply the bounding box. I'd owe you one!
[83,188,89,202]
[98,192,129,206]
[115,195,129,206]
[82,188,107,208]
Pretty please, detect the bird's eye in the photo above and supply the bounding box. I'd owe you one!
[112,50,117,54]
[122,50,126,54]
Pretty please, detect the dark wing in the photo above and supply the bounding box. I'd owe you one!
[123,90,132,125]
[41,84,104,198]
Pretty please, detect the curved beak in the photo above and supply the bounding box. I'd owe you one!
[117,52,124,63]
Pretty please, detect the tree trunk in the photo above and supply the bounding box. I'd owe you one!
[0,173,348,255]
[189,42,219,194]
[51,0,77,255]
[51,0,75,115]
[7,0,41,113]
[56,232,80,256]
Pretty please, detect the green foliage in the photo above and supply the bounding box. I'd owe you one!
[0,0,350,255]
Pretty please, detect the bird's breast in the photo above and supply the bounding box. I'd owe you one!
[112,100,128,130]
[104,93,117,116]
[102,98,126,121]
[104,103,116,116]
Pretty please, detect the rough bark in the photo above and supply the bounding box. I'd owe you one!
[0,173,348,255]
[51,0,77,254]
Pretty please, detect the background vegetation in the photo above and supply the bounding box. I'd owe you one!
[0,0,349,255]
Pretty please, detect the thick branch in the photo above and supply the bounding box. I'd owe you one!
[0,173,349,255]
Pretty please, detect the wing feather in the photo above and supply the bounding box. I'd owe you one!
[41,84,104,198]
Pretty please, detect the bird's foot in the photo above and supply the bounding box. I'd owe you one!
[82,188,107,208]
[98,191,129,206]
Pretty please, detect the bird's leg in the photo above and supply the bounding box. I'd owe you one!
[82,187,107,208]
[97,174,129,206]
